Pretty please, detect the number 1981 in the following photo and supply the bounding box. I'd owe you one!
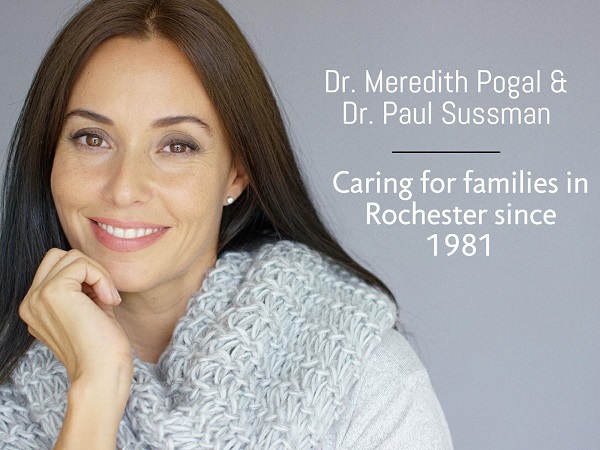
[427,234,490,256]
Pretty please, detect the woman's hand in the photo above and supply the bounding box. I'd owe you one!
[19,248,133,449]
[19,248,132,380]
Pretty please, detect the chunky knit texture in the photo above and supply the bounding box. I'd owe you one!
[0,240,396,449]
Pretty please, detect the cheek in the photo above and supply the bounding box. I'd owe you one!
[171,169,229,233]
[50,156,91,239]
[51,161,73,216]
[176,176,224,221]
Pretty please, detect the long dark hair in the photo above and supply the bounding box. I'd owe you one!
[0,0,396,382]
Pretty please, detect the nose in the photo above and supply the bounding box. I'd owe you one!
[102,147,153,207]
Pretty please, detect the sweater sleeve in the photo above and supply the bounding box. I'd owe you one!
[0,382,48,449]
[321,328,453,450]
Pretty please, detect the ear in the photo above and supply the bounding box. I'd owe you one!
[224,158,249,206]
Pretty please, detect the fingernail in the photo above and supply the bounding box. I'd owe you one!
[112,286,122,304]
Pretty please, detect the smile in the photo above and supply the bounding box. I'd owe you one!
[90,218,169,252]
[96,221,165,239]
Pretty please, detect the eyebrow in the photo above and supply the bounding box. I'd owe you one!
[64,108,213,135]
[65,109,112,125]
[152,116,213,136]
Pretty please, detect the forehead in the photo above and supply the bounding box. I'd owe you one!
[67,36,220,127]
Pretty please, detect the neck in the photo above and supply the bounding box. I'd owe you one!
[112,250,218,363]
[114,270,211,363]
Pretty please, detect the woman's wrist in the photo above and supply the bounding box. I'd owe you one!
[55,365,132,449]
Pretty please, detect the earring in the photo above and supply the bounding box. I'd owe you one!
[226,196,235,205]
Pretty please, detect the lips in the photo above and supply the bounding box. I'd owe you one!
[89,217,169,252]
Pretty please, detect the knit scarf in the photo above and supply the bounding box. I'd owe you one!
[1,240,396,449]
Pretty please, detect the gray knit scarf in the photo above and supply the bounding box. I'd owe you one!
[1,240,396,449]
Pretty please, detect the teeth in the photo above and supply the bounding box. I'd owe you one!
[97,222,163,239]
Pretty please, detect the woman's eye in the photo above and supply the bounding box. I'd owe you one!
[69,131,110,149]
[162,140,200,155]
[169,142,189,153]
[84,134,105,147]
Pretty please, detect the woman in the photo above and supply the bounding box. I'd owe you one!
[0,0,452,448]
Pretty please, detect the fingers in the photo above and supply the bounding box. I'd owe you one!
[54,257,120,306]
[33,249,121,306]
[29,248,67,290]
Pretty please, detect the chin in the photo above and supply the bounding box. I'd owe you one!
[110,274,154,295]
[96,260,158,294]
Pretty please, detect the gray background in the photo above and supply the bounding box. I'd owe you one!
[1,1,598,449]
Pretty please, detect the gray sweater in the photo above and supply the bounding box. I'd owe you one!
[138,328,454,449]
[1,240,452,449]
[322,328,453,449]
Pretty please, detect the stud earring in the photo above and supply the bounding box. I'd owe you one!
[226,196,235,205]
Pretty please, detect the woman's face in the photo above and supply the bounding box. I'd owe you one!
[51,37,247,296]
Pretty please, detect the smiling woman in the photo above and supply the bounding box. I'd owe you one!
[51,37,246,307]
[0,1,452,449]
